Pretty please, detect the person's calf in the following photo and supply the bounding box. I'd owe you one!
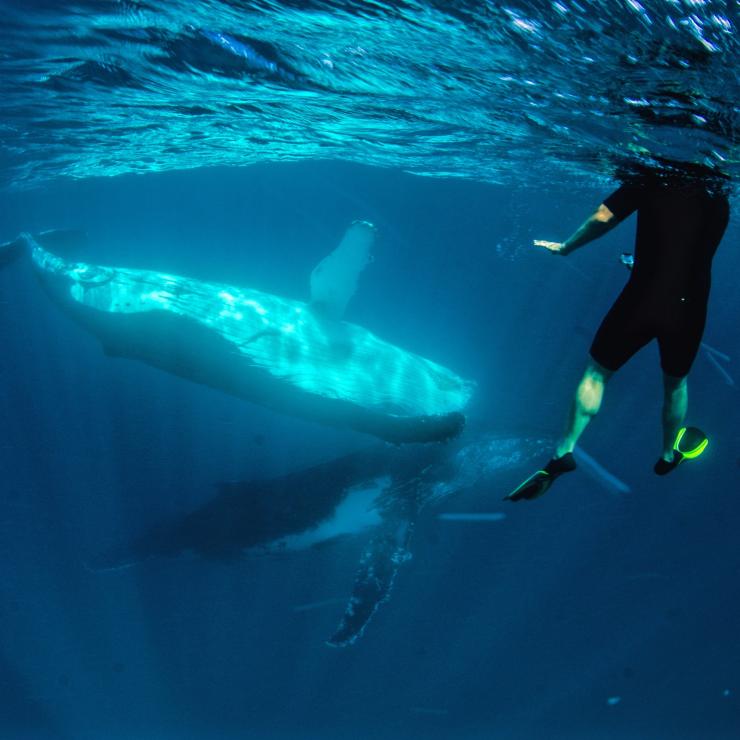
[661,374,688,460]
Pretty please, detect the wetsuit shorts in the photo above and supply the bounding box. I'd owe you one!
[589,286,707,378]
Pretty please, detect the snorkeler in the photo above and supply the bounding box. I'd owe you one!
[506,163,730,502]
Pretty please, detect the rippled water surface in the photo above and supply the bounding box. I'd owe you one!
[1,0,737,188]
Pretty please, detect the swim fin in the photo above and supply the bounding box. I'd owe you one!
[505,452,576,502]
[654,426,708,475]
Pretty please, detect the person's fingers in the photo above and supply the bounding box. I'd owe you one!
[533,239,562,252]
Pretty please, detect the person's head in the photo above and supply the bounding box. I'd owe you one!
[614,154,730,196]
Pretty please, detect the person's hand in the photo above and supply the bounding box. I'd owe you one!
[533,239,566,253]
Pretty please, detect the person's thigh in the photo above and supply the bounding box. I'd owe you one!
[590,289,655,372]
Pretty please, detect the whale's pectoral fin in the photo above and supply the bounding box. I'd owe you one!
[327,508,415,648]
[309,221,375,320]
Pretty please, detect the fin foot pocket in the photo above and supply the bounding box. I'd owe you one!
[654,453,681,476]
[505,452,576,502]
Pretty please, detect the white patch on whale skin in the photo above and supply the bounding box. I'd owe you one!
[309,221,375,319]
[272,476,389,552]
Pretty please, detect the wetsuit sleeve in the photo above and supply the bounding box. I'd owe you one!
[602,184,640,221]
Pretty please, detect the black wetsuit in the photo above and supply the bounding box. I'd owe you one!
[590,179,730,377]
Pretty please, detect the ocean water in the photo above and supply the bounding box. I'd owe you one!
[0,2,739,739]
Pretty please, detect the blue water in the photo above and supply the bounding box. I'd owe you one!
[1,2,739,739]
[1,0,737,188]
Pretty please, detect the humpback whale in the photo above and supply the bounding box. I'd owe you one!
[1,226,473,442]
[91,431,550,647]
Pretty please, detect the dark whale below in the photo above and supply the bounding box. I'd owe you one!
[91,430,550,647]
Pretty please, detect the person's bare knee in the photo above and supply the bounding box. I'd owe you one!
[576,376,602,416]
[663,372,687,396]
[577,361,612,416]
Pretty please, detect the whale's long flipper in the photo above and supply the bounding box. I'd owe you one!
[327,476,422,648]
[309,221,375,319]
[327,513,414,648]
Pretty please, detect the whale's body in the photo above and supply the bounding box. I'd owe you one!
[10,227,473,442]
[93,431,550,646]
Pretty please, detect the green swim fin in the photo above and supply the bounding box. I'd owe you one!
[505,452,577,502]
[505,469,552,502]
[654,426,708,475]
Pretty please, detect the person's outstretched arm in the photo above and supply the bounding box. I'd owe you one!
[534,203,619,256]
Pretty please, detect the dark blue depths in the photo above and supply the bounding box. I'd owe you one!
[0,161,738,739]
